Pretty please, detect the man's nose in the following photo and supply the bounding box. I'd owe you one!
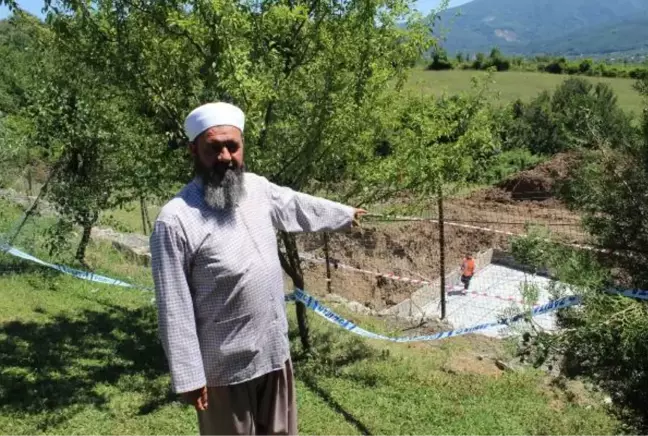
[217,147,232,163]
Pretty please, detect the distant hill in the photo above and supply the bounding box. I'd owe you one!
[527,18,648,57]
[437,0,648,56]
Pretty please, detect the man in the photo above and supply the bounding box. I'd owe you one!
[460,254,476,293]
[150,102,365,435]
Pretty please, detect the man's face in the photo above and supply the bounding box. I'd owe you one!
[190,126,246,210]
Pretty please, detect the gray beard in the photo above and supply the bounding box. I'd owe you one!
[199,166,246,210]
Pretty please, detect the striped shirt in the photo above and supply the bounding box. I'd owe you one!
[150,173,355,393]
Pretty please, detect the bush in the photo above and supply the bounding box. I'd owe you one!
[503,92,565,154]
[487,47,510,72]
[472,52,486,70]
[471,148,545,184]
[510,234,648,432]
[516,92,648,428]
[505,77,635,155]
[629,68,648,80]
[544,57,568,74]
[551,77,635,149]
[565,63,579,75]
[579,59,593,74]
[427,48,454,71]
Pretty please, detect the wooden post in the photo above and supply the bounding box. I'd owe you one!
[143,198,153,233]
[323,232,332,293]
[140,196,149,235]
[438,186,446,320]
[27,167,33,197]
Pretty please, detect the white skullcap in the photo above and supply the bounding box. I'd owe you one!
[184,102,245,142]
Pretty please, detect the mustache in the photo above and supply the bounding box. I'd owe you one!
[195,159,243,180]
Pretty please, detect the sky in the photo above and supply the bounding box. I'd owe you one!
[0,0,473,20]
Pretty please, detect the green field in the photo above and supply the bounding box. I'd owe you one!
[0,198,625,435]
[407,70,644,116]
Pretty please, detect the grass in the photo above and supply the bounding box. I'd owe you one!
[0,198,625,434]
[99,201,161,235]
[407,69,644,116]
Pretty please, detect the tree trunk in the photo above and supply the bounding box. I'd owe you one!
[278,231,310,352]
[27,167,33,197]
[75,211,99,267]
[7,160,63,246]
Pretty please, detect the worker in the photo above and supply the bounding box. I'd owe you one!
[460,254,476,292]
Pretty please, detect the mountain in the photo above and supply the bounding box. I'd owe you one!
[527,18,648,57]
[437,0,648,56]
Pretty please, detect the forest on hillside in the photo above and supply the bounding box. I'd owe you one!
[438,0,648,57]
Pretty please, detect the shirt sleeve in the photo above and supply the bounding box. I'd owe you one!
[265,178,356,233]
[150,219,206,393]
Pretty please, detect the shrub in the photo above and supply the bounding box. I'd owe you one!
[472,52,486,70]
[579,59,593,74]
[544,57,568,74]
[427,48,454,71]
[471,148,545,184]
[516,91,648,428]
[505,77,635,155]
[503,91,565,154]
[551,77,635,149]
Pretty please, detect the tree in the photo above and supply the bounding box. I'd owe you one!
[15,0,501,351]
[427,46,453,70]
[550,77,634,149]
[504,77,634,155]
[487,47,510,71]
[472,52,485,70]
[513,77,648,430]
[578,58,593,74]
[28,47,165,265]
[33,0,444,349]
[0,12,49,190]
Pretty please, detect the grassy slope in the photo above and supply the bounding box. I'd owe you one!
[0,199,622,434]
[407,70,644,116]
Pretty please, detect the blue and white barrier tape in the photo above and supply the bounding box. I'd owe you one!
[291,288,582,342]
[0,242,153,291]
[605,289,648,300]
[2,240,648,342]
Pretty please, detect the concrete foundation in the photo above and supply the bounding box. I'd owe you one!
[382,248,561,338]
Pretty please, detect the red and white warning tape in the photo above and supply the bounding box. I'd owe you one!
[364,213,617,255]
[459,289,529,305]
[300,254,435,286]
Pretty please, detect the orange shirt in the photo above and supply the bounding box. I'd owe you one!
[462,258,475,277]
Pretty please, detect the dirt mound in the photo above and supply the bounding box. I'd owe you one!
[499,153,580,200]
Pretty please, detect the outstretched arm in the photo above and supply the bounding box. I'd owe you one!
[266,179,365,232]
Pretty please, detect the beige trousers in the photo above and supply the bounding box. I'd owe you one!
[197,360,298,435]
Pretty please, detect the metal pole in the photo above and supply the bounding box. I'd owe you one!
[438,185,446,319]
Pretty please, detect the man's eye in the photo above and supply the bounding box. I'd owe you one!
[207,141,239,154]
